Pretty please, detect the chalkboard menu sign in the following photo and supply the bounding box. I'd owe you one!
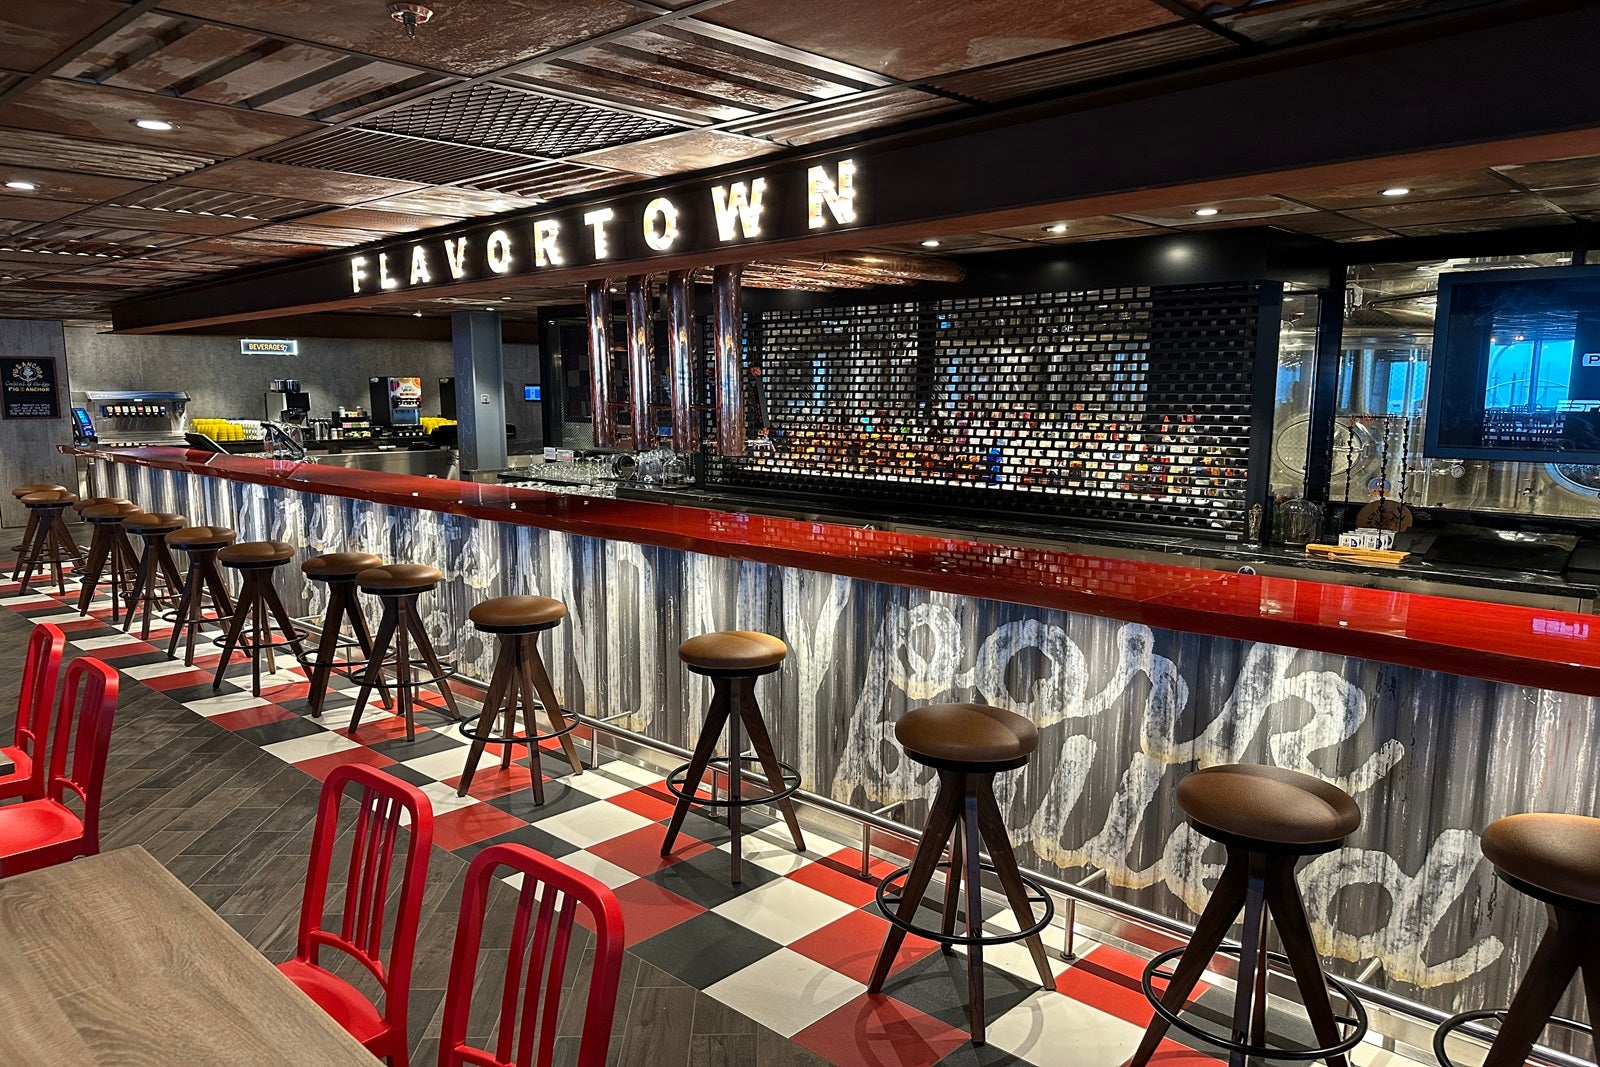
[1,357,61,419]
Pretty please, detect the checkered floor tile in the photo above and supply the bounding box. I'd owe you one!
[0,572,1434,1067]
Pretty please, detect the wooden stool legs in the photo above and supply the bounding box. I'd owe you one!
[9,508,39,580]
[866,768,1054,1045]
[17,507,77,596]
[660,675,805,884]
[304,579,391,717]
[458,632,583,803]
[212,567,308,698]
[1126,847,1351,1067]
[123,536,184,638]
[349,593,462,741]
[77,524,140,617]
[167,549,234,665]
[1481,905,1600,1067]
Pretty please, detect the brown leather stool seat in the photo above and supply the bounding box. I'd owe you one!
[212,540,304,696]
[456,595,584,804]
[302,551,383,581]
[122,513,187,637]
[300,551,389,717]
[347,562,460,741]
[83,502,142,522]
[166,525,236,550]
[74,496,132,515]
[219,540,293,568]
[1434,812,1600,1067]
[15,489,80,595]
[868,702,1056,1044]
[12,483,63,498]
[661,629,804,884]
[165,527,236,666]
[678,630,787,675]
[468,595,567,633]
[896,703,1040,770]
[1178,764,1361,849]
[1127,764,1367,1067]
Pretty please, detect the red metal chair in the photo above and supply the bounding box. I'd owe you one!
[0,656,119,877]
[0,622,65,802]
[278,764,434,1067]
[439,842,625,1067]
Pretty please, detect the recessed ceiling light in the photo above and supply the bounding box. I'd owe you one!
[484,306,495,311]
[500,296,511,301]
[920,239,941,248]
[412,311,422,318]
[4,180,36,192]
[1193,207,1219,217]
[132,118,176,131]
[1045,223,1068,234]
[1381,186,1411,197]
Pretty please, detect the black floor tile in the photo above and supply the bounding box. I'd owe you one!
[230,716,328,747]
[632,912,783,991]
[880,951,1036,1033]
[490,778,597,822]
[369,730,462,761]
[644,846,779,909]
[450,822,579,865]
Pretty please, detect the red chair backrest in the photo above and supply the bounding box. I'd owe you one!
[440,842,625,1067]
[14,623,65,793]
[46,657,119,854]
[295,765,434,1034]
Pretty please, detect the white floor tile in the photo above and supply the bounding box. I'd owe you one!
[122,659,197,681]
[402,748,478,781]
[314,704,394,731]
[987,990,1145,1066]
[417,780,482,816]
[552,850,638,890]
[2,594,59,606]
[592,759,660,786]
[717,835,822,876]
[261,730,356,764]
[565,769,632,801]
[532,803,653,850]
[712,877,856,944]
[72,632,145,650]
[704,948,865,1038]
[184,692,272,717]
[29,611,89,625]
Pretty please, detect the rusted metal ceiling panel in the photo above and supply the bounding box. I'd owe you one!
[724,87,962,145]
[258,128,538,185]
[0,129,213,181]
[462,161,627,202]
[112,185,325,220]
[0,0,130,73]
[171,159,425,204]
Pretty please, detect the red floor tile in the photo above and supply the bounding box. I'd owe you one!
[608,783,677,822]
[338,716,428,745]
[432,803,527,851]
[1057,944,1209,1027]
[588,824,709,878]
[788,908,934,985]
[792,991,968,1067]
[144,668,216,691]
[788,852,889,908]
[444,761,536,801]
[209,703,299,732]
[293,745,397,782]
[593,875,703,946]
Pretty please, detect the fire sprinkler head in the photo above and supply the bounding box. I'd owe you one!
[388,3,434,38]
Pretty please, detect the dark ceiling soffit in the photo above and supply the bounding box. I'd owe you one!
[113,4,1600,334]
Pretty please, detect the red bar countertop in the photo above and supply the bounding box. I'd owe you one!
[77,446,1599,697]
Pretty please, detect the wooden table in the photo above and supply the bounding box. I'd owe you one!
[0,846,379,1065]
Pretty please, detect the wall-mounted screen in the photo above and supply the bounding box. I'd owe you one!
[523,384,541,402]
[1425,265,1600,462]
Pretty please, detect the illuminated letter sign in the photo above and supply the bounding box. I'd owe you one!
[443,238,468,280]
[712,178,766,241]
[583,208,616,259]
[807,158,857,229]
[377,252,398,290]
[534,219,562,267]
[409,245,431,285]
[642,197,679,251]
[350,256,368,294]
[485,229,514,274]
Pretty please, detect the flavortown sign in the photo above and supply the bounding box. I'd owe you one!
[348,157,860,298]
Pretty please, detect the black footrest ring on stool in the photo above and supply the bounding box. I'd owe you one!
[459,697,580,746]
[1141,945,1368,1061]
[664,754,801,808]
[210,629,302,655]
[1434,1008,1592,1067]
[875,859,1055,947]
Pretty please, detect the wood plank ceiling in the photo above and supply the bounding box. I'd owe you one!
[0,0,1573,326]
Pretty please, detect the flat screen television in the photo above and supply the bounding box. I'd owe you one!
[1425,265,1600,463]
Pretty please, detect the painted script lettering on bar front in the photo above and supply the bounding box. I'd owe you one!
[347,158,860,296]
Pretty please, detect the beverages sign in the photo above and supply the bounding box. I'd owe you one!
[241,339,299,355]
[0,356,60,419]
[346,158,860,298]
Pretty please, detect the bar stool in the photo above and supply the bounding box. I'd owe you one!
[1435,813,1600,1067]
[300,551,391,717]
[1127,764,1368,1067]
[660,630,805,883]
[74,495,132,517]
[865,703,1056,1045]
[11,484,68,579]
[347,564,462,742]
[212,540,307,697]
[15,489,80,596]
[456,595,585,804]
[75,502,144,615]
[165,526,236,666]
[121,512,186,638]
